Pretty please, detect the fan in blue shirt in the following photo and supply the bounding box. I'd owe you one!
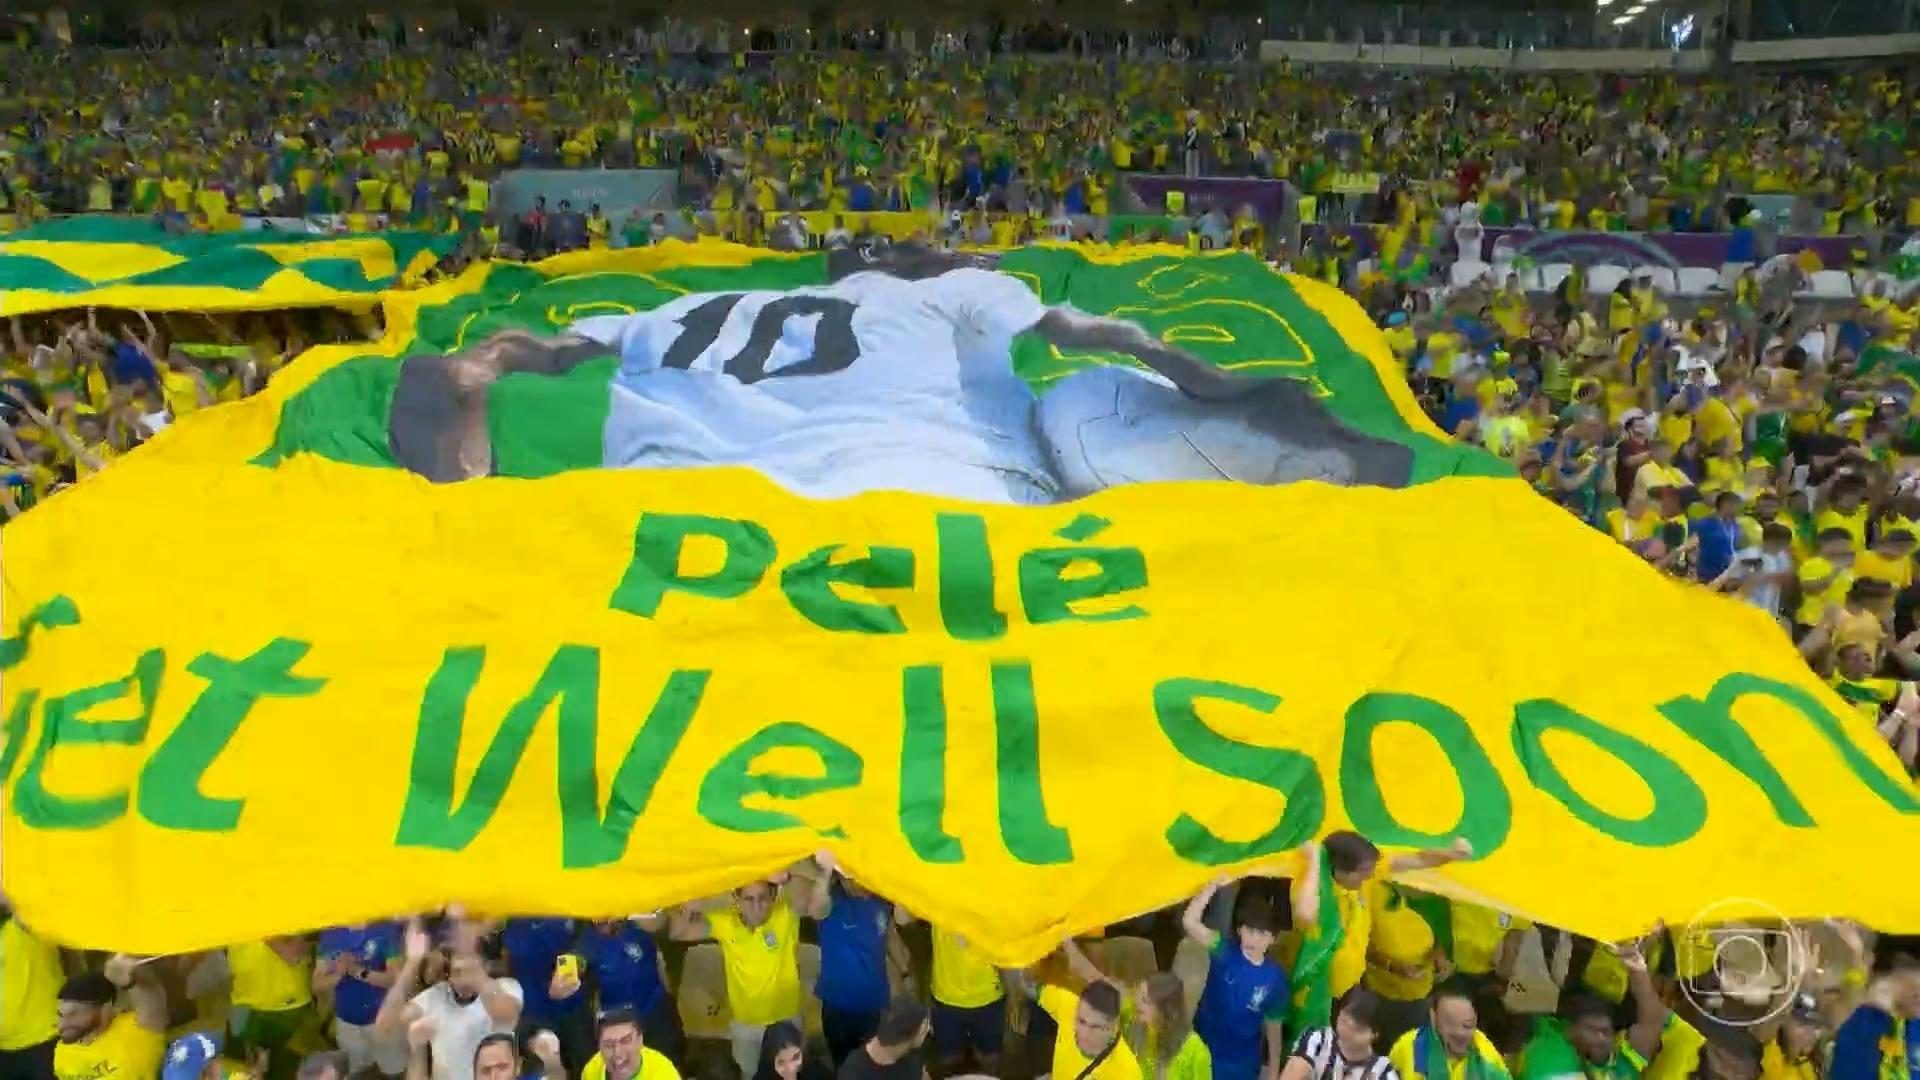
[579,917,684,1064]
[1832,964,1920,1080]
[317,922,401,1028]
[317,922,407,1076]
[1692,492,1745,583]
[797,851,899,1066]
[1182,878,1289,1080]
[502,918,593,1074]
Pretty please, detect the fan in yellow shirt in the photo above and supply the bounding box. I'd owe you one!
[1631,440,1692,504]
[1855,530,1916,592]
[586,206,612,250]
[1364,886,1437,1050]
[1290,832,1474,1003]
[668,883,800,1080]
[1448,903,1530,994]
[1795,529,1858,630]
[924,922,1010,1076]
[1386,983,1508,1080]
[1033,981,1141,1080]
[224,938,313,1080]
[0,916,64,1060]
[578,1009,682,1080]
[54,959,168,1080]
[1815,483,1872,556]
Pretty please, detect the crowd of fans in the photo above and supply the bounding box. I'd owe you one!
[9,837,1918,1080]
[4,25,1920,1080]
[0,31,1915,249]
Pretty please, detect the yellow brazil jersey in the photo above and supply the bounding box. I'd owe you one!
[54,1012,165,1080]
[1364,888,1434,1001]
[1656,411,1692,449]
[1701,456,1744,496]
[1796,557,1851,626]
[582,1046,681,1080]
[707,897,801,1025]
[1604,382,1640,425]
[1856,549,1914,591]
[1389,1028,1503,1080]
[1758,1039,1818,1080]
[76,441,118,483]
[1039,985,1143,1080]
[1426,332,1462,380]
[1828,672,1897,724]
[1633,462,1690,503]
[1491,292,1528,340]
[1291,858,1391,999]
[1669,926,1715,981]
[932,927,1004,1009]
[1383,325,1417,369]
[1450,903,1531,976]
[1817,507,1870,556]
[1641,1013,1707,1080]
[227,941,313,1012]
[1693,396,1742,454]
[1583,937,1666,1002]
[0,919,63,1050]
[162,177,192,212]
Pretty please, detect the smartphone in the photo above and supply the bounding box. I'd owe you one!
[555,954,581,982]
[1790,464,1811,490]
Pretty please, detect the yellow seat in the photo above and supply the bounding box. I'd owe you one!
[678,942,731,1039]
[1102,936,1158,987]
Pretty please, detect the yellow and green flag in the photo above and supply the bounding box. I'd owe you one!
[4,241,1917,962]
[0,218,453,315]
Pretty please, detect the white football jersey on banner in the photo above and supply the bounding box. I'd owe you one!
[571,267,1057,504]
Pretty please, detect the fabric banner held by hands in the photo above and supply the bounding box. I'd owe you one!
[3,241,1918,962]
[0,218,455,316]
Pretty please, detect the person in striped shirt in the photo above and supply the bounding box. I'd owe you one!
[1282,989,1401,1080]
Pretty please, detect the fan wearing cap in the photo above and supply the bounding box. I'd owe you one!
[53,956,167,1080]
[160,1033,249,1080]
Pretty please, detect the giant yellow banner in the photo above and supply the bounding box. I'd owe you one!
[4,243,1917,961]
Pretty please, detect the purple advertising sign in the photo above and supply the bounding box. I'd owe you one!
[1124,175,1289,220]
[1303,224,1864,271]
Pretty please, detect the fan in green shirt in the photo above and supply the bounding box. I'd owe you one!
[1518,946,1672,1080]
